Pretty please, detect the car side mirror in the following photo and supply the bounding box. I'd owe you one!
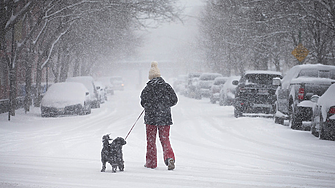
[232,80,239,85]
[273,77,281,86]
[310,95,319,103]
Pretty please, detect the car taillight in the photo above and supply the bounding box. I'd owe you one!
[329,107,335,114]
[298,87,304,100]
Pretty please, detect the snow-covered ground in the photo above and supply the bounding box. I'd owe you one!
[1,88,335,188]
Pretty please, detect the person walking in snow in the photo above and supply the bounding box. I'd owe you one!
[140,61,178,170]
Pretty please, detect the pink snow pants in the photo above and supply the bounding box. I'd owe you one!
[145,124,175,168]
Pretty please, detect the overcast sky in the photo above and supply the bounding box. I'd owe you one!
[138,0,205,61]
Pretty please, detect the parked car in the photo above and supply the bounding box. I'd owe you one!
[41,82,91,117]
[66,76,100,108]
[274,64,335,130]
[94,81,107,103]
[186,72,201,98]
[195,73,223,99]
[219,76,240,106]
[210,77,228,104]
[173,74,188,95]
[186,77,199,98]
[110,76,124,91]
[234,70,282,118]
[311,84,335,140]
[96,77,114,95]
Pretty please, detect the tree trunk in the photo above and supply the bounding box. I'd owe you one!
[73,57,80,77]
[9,68,17,117]
[24,48,32,113]
[59,54,69,82]
[34,65,42,107]
[274,56,280,72]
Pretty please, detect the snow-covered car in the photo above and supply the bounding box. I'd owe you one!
[94,81,107,103]
[219,76,240,106]
[41,82,91,117]
[210,77,228,104]
[96,77,114,95]
[195,73,223,99]
[311,84,335,140]
[186,72,201,98]
[274,64,335,129]
[66,76,100,108]
[173,74,188,95]
[110,76,124,91]
[186,77,199,98]
[234,70,282,118]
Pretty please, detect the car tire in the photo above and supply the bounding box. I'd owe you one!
[86,105,91,114]
[289,104,302,130]
[311,124,319,137]
[223,98,228,106]
[274,103,284,125]
[195,93,201,100]
[234,108,242,118]
[41,113,48,117]
[210,97,215,104]
[219,98,224,106]
[274,116,284,125]
[79,108,85,115]
[319,116,328,140]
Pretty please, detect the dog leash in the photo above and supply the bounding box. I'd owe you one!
[125,109,144,140]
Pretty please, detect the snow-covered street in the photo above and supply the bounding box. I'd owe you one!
[1,88,335,188]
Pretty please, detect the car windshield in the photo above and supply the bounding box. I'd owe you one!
[200,74,220,80]
[298,69,335,79]
[111,77,123,82]
[214,79,226,85]
[243,74,281,85]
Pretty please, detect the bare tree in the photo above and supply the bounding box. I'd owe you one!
[1,0,182,120]
[197,0,335,75]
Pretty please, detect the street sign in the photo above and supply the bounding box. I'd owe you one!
[292,43,309,62]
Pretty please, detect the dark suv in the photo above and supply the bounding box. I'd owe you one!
[234,71,282,118]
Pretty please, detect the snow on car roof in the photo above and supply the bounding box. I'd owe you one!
[41,82,89,108]
[245,70,282,76]
[292,63,335,70]
[281,64,335,90]
[199,73,223,80]
[318,84,335,121]
[214,76,228,81]
[94,81,105,87]
[66,76,96,98]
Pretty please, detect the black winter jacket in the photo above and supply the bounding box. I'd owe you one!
[140,77,178,126]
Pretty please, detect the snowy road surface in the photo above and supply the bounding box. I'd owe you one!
[1,89,335,188]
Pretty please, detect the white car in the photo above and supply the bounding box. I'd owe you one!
[311,84,335,140]
[66,76,100,108]
[219,76,240,106]
[173,74,188,95]
[41,82,91,117]
[195,73,223,99]
[96,77,114,95]
[210,77,228,104]
[110,76,124,91]
[94,81,107,103]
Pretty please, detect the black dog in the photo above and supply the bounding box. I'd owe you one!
[101,134,127,172]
